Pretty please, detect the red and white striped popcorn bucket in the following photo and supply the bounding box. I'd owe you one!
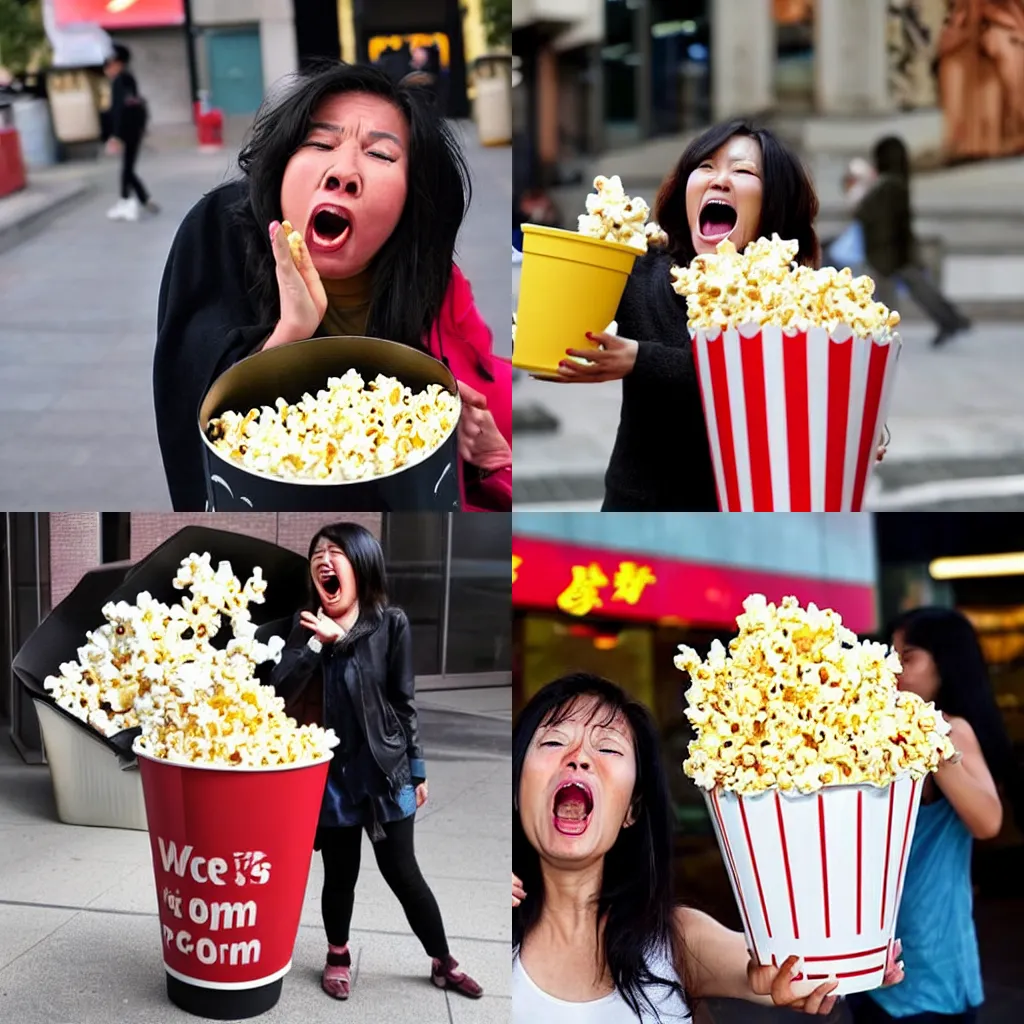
[692,325,901,511]
[703,774,923,996]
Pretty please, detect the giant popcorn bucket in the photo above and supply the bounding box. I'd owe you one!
[704,774,923,997]
[135,743,332,1019]
[513,224,639,378]
[199,336,461,511]
[692,325,902,511]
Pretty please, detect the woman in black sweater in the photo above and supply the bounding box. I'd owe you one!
[554,120,822,511]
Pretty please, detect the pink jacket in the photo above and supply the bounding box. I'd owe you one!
[425,264,512,511]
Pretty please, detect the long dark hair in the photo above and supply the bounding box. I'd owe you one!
[513,674,687,1021]
[306,522,388,642]
[233,60,471,350]
[891,606,1023,825]
[655,119,820,268]
[873,135,911,182]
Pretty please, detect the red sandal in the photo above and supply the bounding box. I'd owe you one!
[321,944,351,1000]
[431,955,483,998]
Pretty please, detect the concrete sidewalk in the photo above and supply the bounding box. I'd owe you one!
[0,706,511,1024]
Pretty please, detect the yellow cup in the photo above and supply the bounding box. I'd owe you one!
[513,224,640,377]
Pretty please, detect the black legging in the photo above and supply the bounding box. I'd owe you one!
[846,993,979,1024]
[319,816,450,958]
[121,129,149,203]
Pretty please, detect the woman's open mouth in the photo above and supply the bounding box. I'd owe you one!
[552,781,594,836]
[698,198,738,243]
[318,569,341,595]
[307,204,352,252]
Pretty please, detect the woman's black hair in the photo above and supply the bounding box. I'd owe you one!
[233,60,471,352]
[306,522,388,637]
[655,118,820,268]
[891,607,1023,826]
[513,673,688,1021]
[873,135,911,182]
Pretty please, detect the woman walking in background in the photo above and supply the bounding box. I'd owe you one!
[847,606,1020,1023]
[854,136,970,348]
[103,44,158,222]
[269,522,483,1003]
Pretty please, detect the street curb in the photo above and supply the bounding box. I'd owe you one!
[0,179,96,257]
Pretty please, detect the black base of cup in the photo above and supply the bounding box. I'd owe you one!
[166,973,283,1020]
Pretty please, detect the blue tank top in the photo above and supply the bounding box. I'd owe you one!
[869,795,984,1017]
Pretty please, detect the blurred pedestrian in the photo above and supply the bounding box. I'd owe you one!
[549,119,885,511]
[103,44,159,222]
[847,607,1021,1024]
[154,62,510,512]
[825,157,876,270]
[270,522,483,1003]
[855,136,970,347]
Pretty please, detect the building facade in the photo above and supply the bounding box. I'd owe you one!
[514,0,963,186]
[3,512,510,763]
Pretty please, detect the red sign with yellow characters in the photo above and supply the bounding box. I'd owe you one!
[53,0,185,29]
[512,535,877,634]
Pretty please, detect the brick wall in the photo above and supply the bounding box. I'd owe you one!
[49,514,383,607]
[49,513,101,605]
[129,513,382,562]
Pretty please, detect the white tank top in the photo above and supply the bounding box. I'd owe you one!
[511,945,691,1024]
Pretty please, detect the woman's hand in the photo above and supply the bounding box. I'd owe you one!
[456,382,511,470]
[883,939,905,987]
[299,609,346,646]
[556,332,639,383]
[747,956,839,1015]
[415,781,429,808]
[105,137,122,156]
[264,220,328,349]
[512,873,526,908]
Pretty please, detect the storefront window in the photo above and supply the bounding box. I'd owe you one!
[382,513,446,675]
[603,0,640,143]
[447,512,511,674]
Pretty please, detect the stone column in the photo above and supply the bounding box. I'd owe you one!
[711,0,775,121]
[813,0,891,114]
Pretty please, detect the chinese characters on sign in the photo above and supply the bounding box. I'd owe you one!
[514,554,658,617]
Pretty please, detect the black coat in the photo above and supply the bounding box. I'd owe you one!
[854,174,915,277]
[155,182,276,511]
[605,250,719,510]
[269,606,426,810]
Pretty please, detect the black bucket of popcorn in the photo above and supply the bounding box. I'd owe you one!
[198,336,462,511]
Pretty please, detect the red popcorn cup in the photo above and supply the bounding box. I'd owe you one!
[692,324,901,511]
[134,742,332,1020]
[703,774,923,996]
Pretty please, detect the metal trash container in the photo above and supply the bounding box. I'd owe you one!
[12,98,57,168]
[472,54,512,147]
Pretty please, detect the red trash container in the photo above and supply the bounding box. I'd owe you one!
[0,126,27,198]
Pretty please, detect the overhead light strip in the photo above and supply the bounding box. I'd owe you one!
[929,553,1024,580]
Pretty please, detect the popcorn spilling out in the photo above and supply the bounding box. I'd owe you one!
[670,234,901,340]
[206,369,459,483]
[675,594,955,795]
[577,175,650,251]
[43,553,338,767]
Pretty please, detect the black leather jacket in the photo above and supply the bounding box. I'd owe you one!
[268,606,425,798]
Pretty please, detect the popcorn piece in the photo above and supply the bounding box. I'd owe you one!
[280,219,304,265]
[206,369,460,483]
[645,221,669,248]
[42,552,339,768]
[577,174,651,252]
[676,594,956,796]
[670,233,901,341]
